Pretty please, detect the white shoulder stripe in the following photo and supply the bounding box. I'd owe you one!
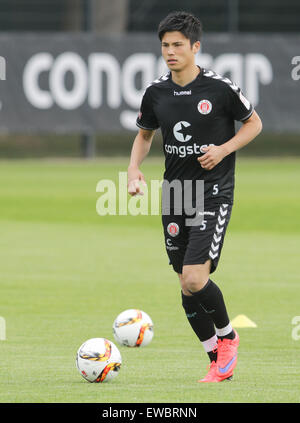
[203,68,251,110]
[144,72,170,91]
[151,72,170,86]
[203,69,239,92]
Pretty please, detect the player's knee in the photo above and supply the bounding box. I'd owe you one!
[178,274,192,296]
[181,267,208,293]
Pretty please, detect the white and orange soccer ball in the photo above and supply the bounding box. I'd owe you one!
[76,338,122,383]
[113,309,154,347]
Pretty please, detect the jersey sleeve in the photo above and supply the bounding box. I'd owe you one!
[136,87,159,130]
[224,82,254,122]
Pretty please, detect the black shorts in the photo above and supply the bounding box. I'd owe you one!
[162,203,232,274]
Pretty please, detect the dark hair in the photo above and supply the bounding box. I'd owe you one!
[158,11,202,45]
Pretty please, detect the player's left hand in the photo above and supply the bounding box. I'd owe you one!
[197,145,226,170]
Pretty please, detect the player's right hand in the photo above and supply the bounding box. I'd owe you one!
[127,168,147,196]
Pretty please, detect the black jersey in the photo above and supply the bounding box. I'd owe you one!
[136,67,254,207]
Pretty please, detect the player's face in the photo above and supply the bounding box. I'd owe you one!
[161,31,200,72]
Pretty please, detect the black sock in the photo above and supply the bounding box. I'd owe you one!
[207,349,218,363]
[190,279,231,332]
[218,331,235,341]
[181,292,217,361]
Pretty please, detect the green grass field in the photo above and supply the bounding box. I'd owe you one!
[0,157,300,403]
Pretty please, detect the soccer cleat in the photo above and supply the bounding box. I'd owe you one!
[216,329,239,379]
[198,360,234,383]
[198,361,219,383]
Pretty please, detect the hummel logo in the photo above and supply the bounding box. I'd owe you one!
[197,302,215,314]
[174,90,192,96]
[215,225,224,234]
[210,243,220,253]
[218,216,226,226]
[186,312,197,318]
[198,211,216,216]
[209,204,229,260]
[213,234,222,243]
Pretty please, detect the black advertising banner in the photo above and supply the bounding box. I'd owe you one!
[0,33,299,133]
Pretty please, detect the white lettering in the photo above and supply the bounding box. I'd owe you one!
[291,316,300,341]
[291,56,300,81]
[146,408,197,418]
[22,50,272,127]
[102,407,136,421]
[174,90,192,96]
[50,52,88,109]
[0,316,6,341]
[150,179,163,215]
[127,183,149,216]
[213,53,243,89]
[96,180,117,216]
[245,54,273,106]
[164,143,214,158]
[198,52,273,107]
[96,173,163,217]
[23,53,54,109]
[0,56,6,80]
[122,53,155,109]
[89,53,121,108]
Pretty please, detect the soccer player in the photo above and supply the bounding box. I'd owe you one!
[127,11,262,382]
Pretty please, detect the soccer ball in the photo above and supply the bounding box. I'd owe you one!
[76,338,122,383]
[113,309,154,347]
